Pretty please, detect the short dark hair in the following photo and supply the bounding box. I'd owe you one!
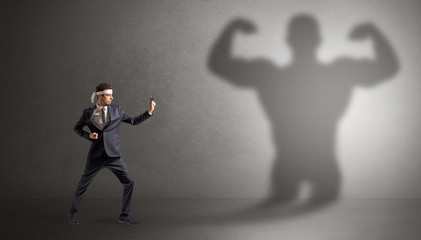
[96,83,112,92]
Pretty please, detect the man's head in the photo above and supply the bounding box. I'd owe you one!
[96,83,113,106]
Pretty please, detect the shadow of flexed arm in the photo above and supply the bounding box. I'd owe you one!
[208,18,278,88]
[335,22,399,87]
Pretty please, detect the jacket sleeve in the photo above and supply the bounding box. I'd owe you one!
[120,106,152,125]
[73,110,92,141]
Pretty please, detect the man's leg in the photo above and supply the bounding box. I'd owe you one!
[105,157,135,215]
[70,158,104,214]
[104,157,139,226]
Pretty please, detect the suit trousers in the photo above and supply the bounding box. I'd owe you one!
[70,152,135,214]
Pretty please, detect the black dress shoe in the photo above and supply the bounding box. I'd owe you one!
[68,213,79,225]
[118,214,139,226]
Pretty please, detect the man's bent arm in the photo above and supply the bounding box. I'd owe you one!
[73,111,92,141]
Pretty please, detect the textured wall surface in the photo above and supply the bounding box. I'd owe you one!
[2,0,421,199]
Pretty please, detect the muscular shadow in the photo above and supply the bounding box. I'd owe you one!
[207,14,399,219]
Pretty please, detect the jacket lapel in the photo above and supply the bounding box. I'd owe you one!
[89,106,102,130]
[108,105,114,122]
[89,106,95,123]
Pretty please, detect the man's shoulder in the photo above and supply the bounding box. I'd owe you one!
[108,105,123,115]
[109,104,122,111]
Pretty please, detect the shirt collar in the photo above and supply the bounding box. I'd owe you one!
[96,104,108,111]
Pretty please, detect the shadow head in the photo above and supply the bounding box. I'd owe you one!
[287,14,321,56]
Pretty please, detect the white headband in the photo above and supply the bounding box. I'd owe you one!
[91,89,113,103]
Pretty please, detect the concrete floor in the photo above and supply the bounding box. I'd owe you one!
[2,198,421,240]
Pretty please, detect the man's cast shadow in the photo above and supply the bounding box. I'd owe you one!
[203,13,399,224]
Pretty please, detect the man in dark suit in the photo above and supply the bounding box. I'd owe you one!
[68,83,156,226]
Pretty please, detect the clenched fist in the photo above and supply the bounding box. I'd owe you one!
[89,132,98,139]
[148,100,156,115]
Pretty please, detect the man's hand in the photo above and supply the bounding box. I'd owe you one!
[148,100,156,115]
[89,132,98,139]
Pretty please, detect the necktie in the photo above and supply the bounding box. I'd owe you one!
[101,107,106,129]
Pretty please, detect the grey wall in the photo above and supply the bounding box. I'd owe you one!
[2,0,421,199]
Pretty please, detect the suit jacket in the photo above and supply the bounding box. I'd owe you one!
[74,104,152,158]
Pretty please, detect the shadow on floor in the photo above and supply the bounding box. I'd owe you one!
[2,199,421,240]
